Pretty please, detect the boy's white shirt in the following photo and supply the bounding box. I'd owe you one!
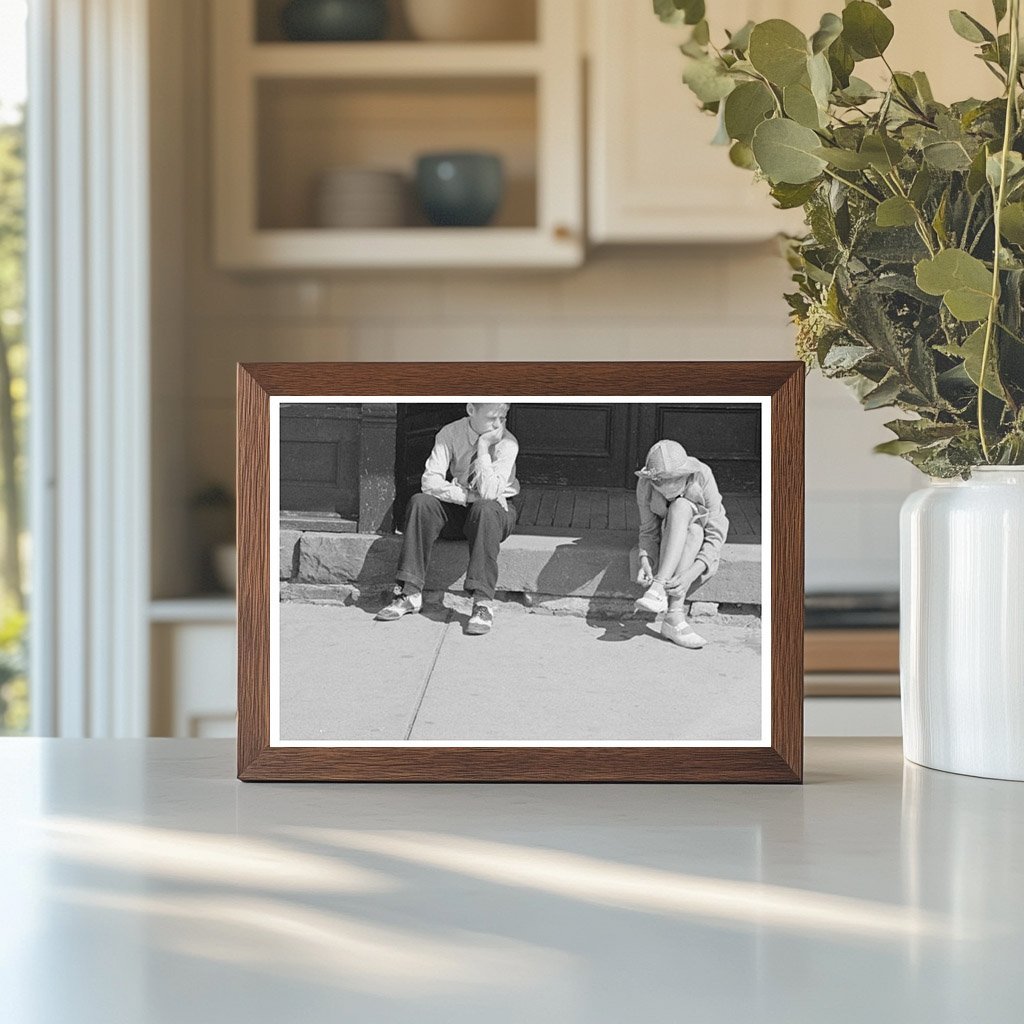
[421,417,520,510]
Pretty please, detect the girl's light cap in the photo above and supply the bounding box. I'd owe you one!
[636,439,701,480]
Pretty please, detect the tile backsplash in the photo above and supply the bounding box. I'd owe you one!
[181,247,917,593]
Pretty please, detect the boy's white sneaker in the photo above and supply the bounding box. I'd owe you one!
[661,617,706,649]
[634,582,668,615]
[466,603,494,635]
[375,590,423,621]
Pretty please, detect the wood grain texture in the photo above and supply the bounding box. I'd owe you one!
[236,365,270,778]
[236,361,805,783]
[769,364,804,783]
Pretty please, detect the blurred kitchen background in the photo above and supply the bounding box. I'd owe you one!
[1,0,997,739]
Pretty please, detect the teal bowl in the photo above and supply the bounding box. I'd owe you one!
[415,153,505,227]
[281,0,388,42]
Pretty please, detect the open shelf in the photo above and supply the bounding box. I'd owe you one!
[249,41,544,77]
[257,77,537,231]
[213,0,582,268]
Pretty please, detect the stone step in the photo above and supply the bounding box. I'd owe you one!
[282,528,762,607]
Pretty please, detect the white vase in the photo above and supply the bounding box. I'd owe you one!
[900,467,1024,781]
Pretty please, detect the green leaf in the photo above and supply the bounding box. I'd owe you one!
[682,57,736,104]
[1000,203,1024,244]
[993,0,1008,24]
[862,374,903,409]
[884,418,963,443]
[874,439,922,455]
[770,180,820,209]
[751,118,828,184]
[842,1,895,59]
[837,76,879,104]
[915,249,994,322]
[807,51,833,109]
[948,10,994,44]
[723,81,775,144]
[748,20,809,87]
[729,140,757,169]
[932,190,950,246]
[724,20,755,53]
[691,19,710,45]
[913,71,935,104]
[939,325,1006,398]
[986,150,1024,191]
[784,80,825,129]
[967,144,991,194]
[653,0,705,26]
[860,133,904,173]
[909,164,933,205]
[922,140,973,171]
[810,12,843,54]
[813,146,872,170]
[876,197,918,228]
[827,35,855,89]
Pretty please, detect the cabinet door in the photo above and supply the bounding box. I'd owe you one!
[588,0,999,244]
[587,0,811,242]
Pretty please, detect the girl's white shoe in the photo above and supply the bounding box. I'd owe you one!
[661,617,706,649]
[634,582,668,614]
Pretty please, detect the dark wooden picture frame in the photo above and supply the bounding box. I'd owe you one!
[237,362,804,782]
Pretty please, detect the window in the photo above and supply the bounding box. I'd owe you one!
[0,0,28,734]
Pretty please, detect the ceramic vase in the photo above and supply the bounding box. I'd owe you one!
[415,152,504,227]
[900,467,1024,781]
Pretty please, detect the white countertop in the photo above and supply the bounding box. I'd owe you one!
[1,738,1021,1023]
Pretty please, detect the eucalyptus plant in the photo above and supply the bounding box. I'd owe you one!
[657,0,1024,476]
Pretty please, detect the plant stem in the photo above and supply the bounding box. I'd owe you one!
[884,170,939,254]
[979,0,1021,461]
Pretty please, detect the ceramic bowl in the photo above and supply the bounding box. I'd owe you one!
[281,0,388,42]
[415,152,504,227]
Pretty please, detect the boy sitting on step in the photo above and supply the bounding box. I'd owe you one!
[376,402,520,636]
[633,439,729,650]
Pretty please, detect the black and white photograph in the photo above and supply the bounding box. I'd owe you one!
[270,397,770,747]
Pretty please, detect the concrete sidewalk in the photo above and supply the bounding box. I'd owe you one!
[279,601,763,743]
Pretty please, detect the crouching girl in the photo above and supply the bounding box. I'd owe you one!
[633,440,729,649]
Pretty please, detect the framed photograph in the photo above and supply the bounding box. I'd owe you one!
[237,362,803,782]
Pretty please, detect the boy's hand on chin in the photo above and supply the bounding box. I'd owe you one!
[478,426,504,445]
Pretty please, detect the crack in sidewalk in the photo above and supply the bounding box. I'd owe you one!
[403,608,453,740]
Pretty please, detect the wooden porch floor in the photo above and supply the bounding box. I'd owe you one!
[515,487,760,544]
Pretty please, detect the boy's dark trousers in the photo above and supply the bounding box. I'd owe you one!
[395,492,518,601]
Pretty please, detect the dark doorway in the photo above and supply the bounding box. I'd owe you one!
[394,403,465,527]
[507,403,631,486]
[393,401,762,531]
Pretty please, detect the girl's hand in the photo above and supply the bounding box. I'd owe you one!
[665,565,702,596]
[636,556,654,586]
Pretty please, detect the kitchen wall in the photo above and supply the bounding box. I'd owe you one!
[155,0,920,598]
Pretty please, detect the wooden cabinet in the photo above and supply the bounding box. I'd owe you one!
[211,0,583,268]
[586,0,998,244]
[587,0,808,243]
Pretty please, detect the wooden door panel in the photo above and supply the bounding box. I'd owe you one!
[637,403,762,493]
[279,403,361,516]
[508,403,629,486]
